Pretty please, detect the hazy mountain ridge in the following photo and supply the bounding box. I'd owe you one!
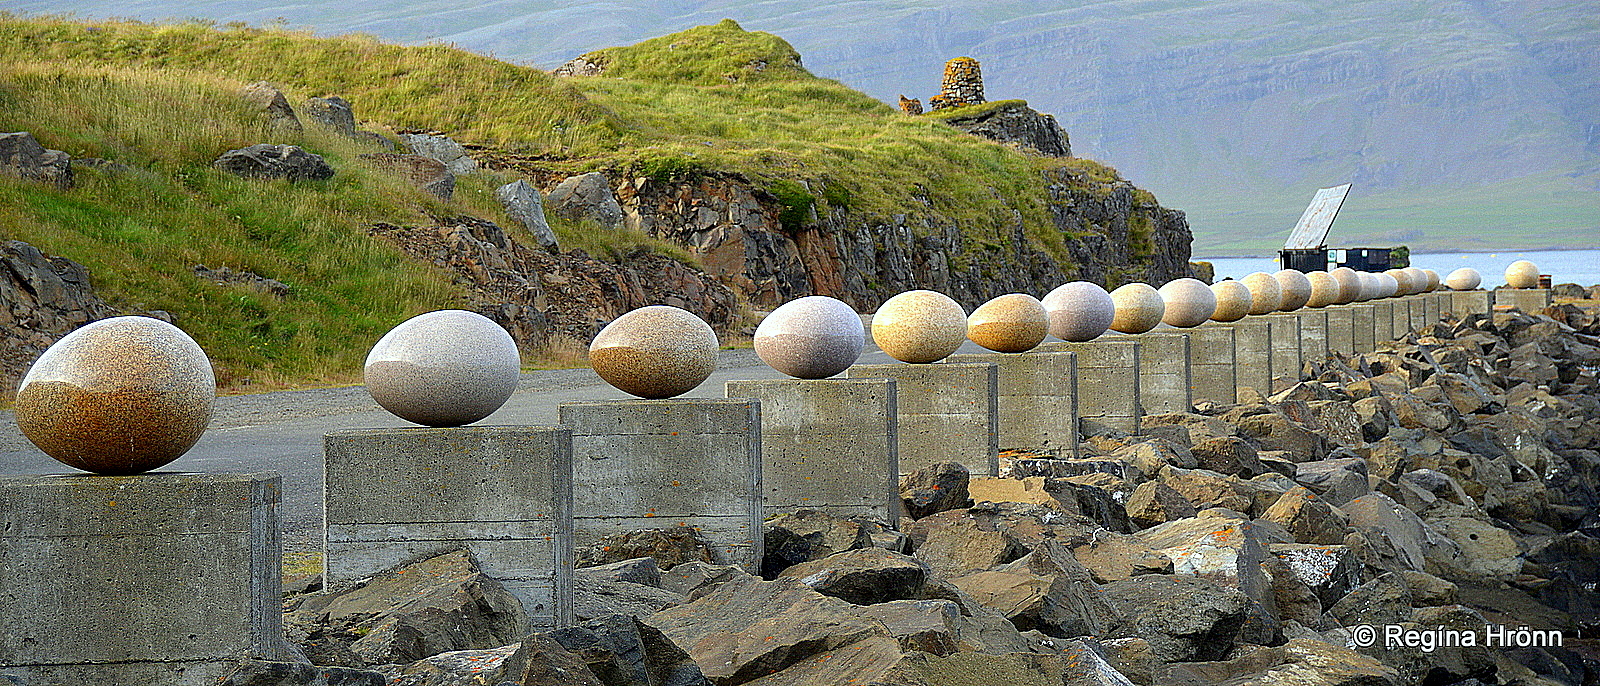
[16,0,1600,252]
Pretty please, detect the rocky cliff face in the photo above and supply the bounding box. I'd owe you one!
[1,241,122,396]
[936,100,1071,158]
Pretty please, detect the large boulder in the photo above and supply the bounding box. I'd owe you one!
[762,509,873,578]
[901,461,973,519]
[775,547,930,605]
[496,179,558,250]
[217,661,386,686]
[0,240,121,395]
[1099,575,1250,663]
[214,143,333,182]
[545,613,711,686]
[911,513,1028,579]
[937,100,1071,157]
[548,171,625,230]
[1260,486,1351,545]
[400,132,478,176]
[239,81,302,135]
[358,152,453,199]
[1156,638,1401,686]
[0,131,71,188]
[305,95,356,136]
[576,526,717,570]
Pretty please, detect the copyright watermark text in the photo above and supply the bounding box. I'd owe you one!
[1348,624,1564,653]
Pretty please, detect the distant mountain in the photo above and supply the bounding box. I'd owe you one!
[24,0,1600,253]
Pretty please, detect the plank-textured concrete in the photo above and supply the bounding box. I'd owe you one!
[1371,301,1396,343]
[1040,340,1141,433]
[1261,313,1302,393]
[725,378,900,523]
[0,472,293,685]
[1407,295,1427,332]
[1324,306,1355,357]
[324,426,573,628]
[1449,290,1494,320]
[1351,304,1377,353]
[1127,332,1191,415]
[1186,324,1237,406]
[1296,310,1329,364]
[947,351,1077,458]
[847,362,999,476]
[561,399,761,571]
[1205,319,1271,399]
[1424,293,1442,328]
[1497,288,1552,314]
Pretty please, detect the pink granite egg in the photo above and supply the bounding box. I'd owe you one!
[1158,278,1216,328]
[1305,271,1339,308]
[1330,267,1363,304]
[1043,281,1115,342]
[1445,268,1481,291]
[1273,269,1312,311]
[754,296,864,379]
[1505,260,1539,289]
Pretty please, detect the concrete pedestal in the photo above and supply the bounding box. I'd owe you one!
[560,399,762,571]
[1261,314,1302,393]
[1128,332,1192,415]
[947,351,1077,458]
[1390,299,1411,339]
[1407,295,1427,332]
[1449,290,1494,320]
[1186,325,1236,406]
[725,378,899,523]
[847,362,998,477]
[1323,306,1355,357]
[1351,304,1377,354]
[1497,288,1552,313]
[0,473,290,686]
[324,426,573,628]
[1296,310,1329,364]
[1370,301,1396,343]
[1041,340,1141,433]
[1205,319,1272,399]
[1424,294,1442,328]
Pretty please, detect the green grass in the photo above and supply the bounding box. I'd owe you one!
[922,99,1031,120]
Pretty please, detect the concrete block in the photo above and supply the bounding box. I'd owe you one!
[1205,319,1271,399]
[1186,324,1236,405]
[1261,313,1302,393]
[1324,306,1355,357]
[1449,290,1494,320]
[1423,294,1442,329]
[947,351,1077,457]
[1123,332,1191,415]
[0,472,290,685]
[725,378,899,523]
[1407,295,1427,332]
[324,426,573,628]
[1496,288,1552,314]
[1370,300,1395,342]
[1296,310,1329,364]
[847,362,998,477]
[560,399,761,572]
[1040,339,1140,433]
[1350,304,1377,354]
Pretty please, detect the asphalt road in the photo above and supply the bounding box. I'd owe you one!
[0,342,952,552]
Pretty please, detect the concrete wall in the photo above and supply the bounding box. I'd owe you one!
[847,362,999,477]
[1324,306,1355,357]
[1130,332,1191,415]
[1449,290,1494,319]
[1296,310,1329,364]
[1,473,290,686]
[1262,313,1302,393]
[1407,295,1426,332]
[1205,319,1271,399]
[1351,304,1377,353]
[1424,293,1442,328]
[1370,301,1395,343]
[324,426,573,628]
[1497,288,1552,313]
[947,351,1077,457]
[1186,324,1236,405]
[725,378,900,523]
[560,399,761,571]
[1040,340,1141,433]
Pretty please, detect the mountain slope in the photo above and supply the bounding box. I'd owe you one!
[18,0,1596,253]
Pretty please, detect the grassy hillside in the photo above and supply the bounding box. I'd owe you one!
[0,16,1142,389]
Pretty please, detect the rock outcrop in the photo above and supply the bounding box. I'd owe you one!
[0,131,71,189]
[214,144,334,181]
[939,100,1072,158]
[1,240,120,396]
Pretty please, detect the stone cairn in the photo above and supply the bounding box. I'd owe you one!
[928,56,985,112]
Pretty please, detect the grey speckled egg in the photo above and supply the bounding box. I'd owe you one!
[1305,271,1339,308]
[1242,272,1282,315]
[366,309,521,425]
[590,306,718,399]
[1356,271,1380,301]
[15,316,215,475]
[1109,283,1165,334]
[1210,280,1253,322]
[1158,278,1216,328]
[1445,267,1481,291]
[1273,269,1312,311]
[1505,260,1539,289]
[1043,281,1115,341]
[755,296,864,379]
[873,290,968,363]
[968,293,1049,353]
[1330,267,1363,304]
[1403,267,1429,294]
[1375,272,1401,298]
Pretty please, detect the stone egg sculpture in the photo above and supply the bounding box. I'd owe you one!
[1330,267,1363,304]
[1421,269,1442,292]
[1273,269,1313,311]
[1109,283,1166,334]
[1388,268,1419,295]
[755,295,864,379]
[1356,271,1381,301]
[1505,260,1540,289]
[1445,267,1482,291]
[1305,271,1340,308]
[968,293,1049,353]
[1158,278,1216,327]
[873,290,968,363]
[1043,281,1115,342]
[15,316,215,475]
[367,309,521,424]
[590,306,719,399]
[1404,267,1430,293]
[1241,272,1283,315]
[1210,280,1253,322]
[1375,272,1401,299]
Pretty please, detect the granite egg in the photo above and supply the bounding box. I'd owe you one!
[1210,280,1253,322]
[1043,281,1115,342]
[1505,260,1540,289]
[872,290,968,363]
[1158,278,1216,327]
[367,309,521,424]
[590,306,719,399]
[15,316,215,475]
[1421,269,1442,292]
[1330,267,1363,304]
[967,293,1049,353]
[754,296,864,379]
[1242,272,1283,315]
[1305,271,1339,308]
[1385,268,1416,295]
[1445,267,1482,291]
[1109,283,1166,334]
[1404,267,1430,294]
[1375,272,1401,298]
[1273,269,1313,311]
[1356,271,1380,301]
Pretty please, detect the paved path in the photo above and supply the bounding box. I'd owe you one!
[0,342,958,552]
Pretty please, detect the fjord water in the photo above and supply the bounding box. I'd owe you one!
[1201,249,1600,289]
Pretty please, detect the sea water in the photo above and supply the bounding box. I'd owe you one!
[1200,248,1600,289]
